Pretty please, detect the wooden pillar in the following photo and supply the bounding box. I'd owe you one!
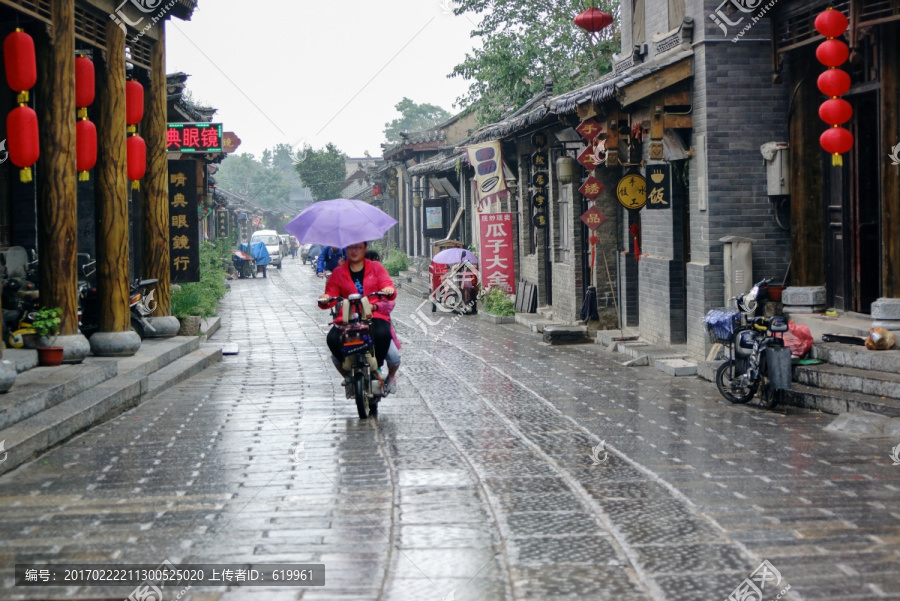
[36,0,78,336]
[95,20,131,333]
[142,25,172,316]
[882,25,900,297]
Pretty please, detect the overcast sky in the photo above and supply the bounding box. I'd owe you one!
[165,0,479,160]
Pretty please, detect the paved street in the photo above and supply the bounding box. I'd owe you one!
[2,257,899,601]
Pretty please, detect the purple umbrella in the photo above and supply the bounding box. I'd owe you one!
[284,199,398,248]
[432,248,478,265]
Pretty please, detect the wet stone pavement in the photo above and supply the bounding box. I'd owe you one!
[1,258,898,601]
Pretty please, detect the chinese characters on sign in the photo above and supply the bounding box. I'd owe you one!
[464,141,509,212]
[168,160,200,283]
[616,174,647,210]
[479,213,515,293]
[580,206,608,231]
[646,165,671,210]
[166,123,224,153]
[579,176,606,201]
[576,118,603,141]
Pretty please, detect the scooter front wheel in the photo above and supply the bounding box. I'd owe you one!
[715,360,757,404]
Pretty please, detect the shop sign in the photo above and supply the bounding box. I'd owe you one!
[216,210,230,238]
[479,213,515,293]
[531,189,548,209]
[580,206,608,230]
[646,165,671,210]
[531,131,548,148]
[167,123,223,153]
[168,160,200,283]
[532,171,549,188]
[616,173,647,210]
[579,176,605,201]
[576,118,604,141]
[531,151,549,170]
[464,141,509,212]
[533,212,549,228]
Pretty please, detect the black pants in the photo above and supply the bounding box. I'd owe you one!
[327,318,392,367]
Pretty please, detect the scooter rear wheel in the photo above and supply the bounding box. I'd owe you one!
[716,360,757,404]
[758,356,779,409]
[353,375,370,419]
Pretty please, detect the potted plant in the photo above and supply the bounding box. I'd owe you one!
[31,307,64,366]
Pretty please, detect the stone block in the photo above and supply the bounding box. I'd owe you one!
[871,298,900,320]
[652,358,698,376]
[782,286,826,306]
[871,321,900,332]
[783,305,826,314]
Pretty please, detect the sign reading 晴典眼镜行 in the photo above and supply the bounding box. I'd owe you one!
[167,123,224,153]
[169,160,200,283]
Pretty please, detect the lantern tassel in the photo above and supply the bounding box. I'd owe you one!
[131,180,140,190]
[78,171,89,181]
[17,91,29,104]
[832,153,843,167]
[127,125,136,135]
[19,167,32,183]
[77,107,87,120]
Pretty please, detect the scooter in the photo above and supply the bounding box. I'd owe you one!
[130,278,158,339]
[320,291,391,419]
[705,278,793,408]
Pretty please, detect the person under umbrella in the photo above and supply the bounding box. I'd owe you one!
[318,242,398,393]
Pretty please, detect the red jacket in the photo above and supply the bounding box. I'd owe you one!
[321,259,395,322]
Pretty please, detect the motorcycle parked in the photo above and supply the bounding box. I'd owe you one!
[2,276,40,348]
[705,278,793,408]
[130,278,158,339]
[321,291,391,419]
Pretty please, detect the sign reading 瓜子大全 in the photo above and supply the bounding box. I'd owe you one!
[167,123,223,153]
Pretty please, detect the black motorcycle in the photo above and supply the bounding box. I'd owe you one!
[705,278,793,408]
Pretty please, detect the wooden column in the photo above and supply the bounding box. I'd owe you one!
[36,0,78,335]
[96,20,131,333]
[882,25,900,297]
[142,25,172,316]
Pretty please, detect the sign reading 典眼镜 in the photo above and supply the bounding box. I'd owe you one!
[167,123,223,153]
[465,141,509,212]
[168,160,200,283]
[479,213,515,293]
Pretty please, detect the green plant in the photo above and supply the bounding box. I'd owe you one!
[171,241,228,319]
[381,249,409,277]
[31,307,62,345]
[482,287,515,317]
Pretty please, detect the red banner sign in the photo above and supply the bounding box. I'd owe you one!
[479,213,515,293]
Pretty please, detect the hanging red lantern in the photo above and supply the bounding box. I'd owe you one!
[4,29,36,102]
[815,7,849,38]
[574,7,613,33]
[817,69,851,97]
[125,79,144,127]
[76,119,97,180]
[7,105,39,182]
[815,39,849,68]
[821,127,854,157]
[127,134,146,188]
[75,56,95,109]
[818,98,852,125]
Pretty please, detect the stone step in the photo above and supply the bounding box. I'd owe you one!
[595,330,640,347]
[542,325,588,345]
[0,345,222,477]
[537,306,556,320]
[0,361,118,431]
[401,280,433,300]
[514,313,558,334]
[783,382,900,417]
[811,342,900,372]
[794,362,900,400]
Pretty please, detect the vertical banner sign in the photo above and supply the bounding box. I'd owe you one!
[216,210,230,238]
[479,213,515,293]
[168,160,200,283]
[465,141,509,213]
[646,164,671,210]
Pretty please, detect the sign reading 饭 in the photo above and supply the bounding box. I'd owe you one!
[646,164,671,210]
[167,123,224,153]
[168,160,200,283]
[479,213,515,293]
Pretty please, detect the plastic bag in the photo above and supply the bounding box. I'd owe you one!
[865,327,897,351]
[783,321,813,358]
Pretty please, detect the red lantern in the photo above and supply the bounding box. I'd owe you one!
[3,29,36,99]
[574,8,613,33]
[819,98,852,125]
[817,69,851,97]
[7,105,39,182]
[75,56,95,109]
[816,39,849,68]
[821,127,854,156]
[76,119,97,180]
[125,80,144,127]
[127,134,147,188]
[815,7,849,38]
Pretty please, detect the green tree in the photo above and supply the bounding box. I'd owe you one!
[450,0,620,125]
[293,143,347,201]
[383,97,452,142]
[215,153,290,208]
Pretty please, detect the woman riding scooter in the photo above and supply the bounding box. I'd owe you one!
[318,242,398,392]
